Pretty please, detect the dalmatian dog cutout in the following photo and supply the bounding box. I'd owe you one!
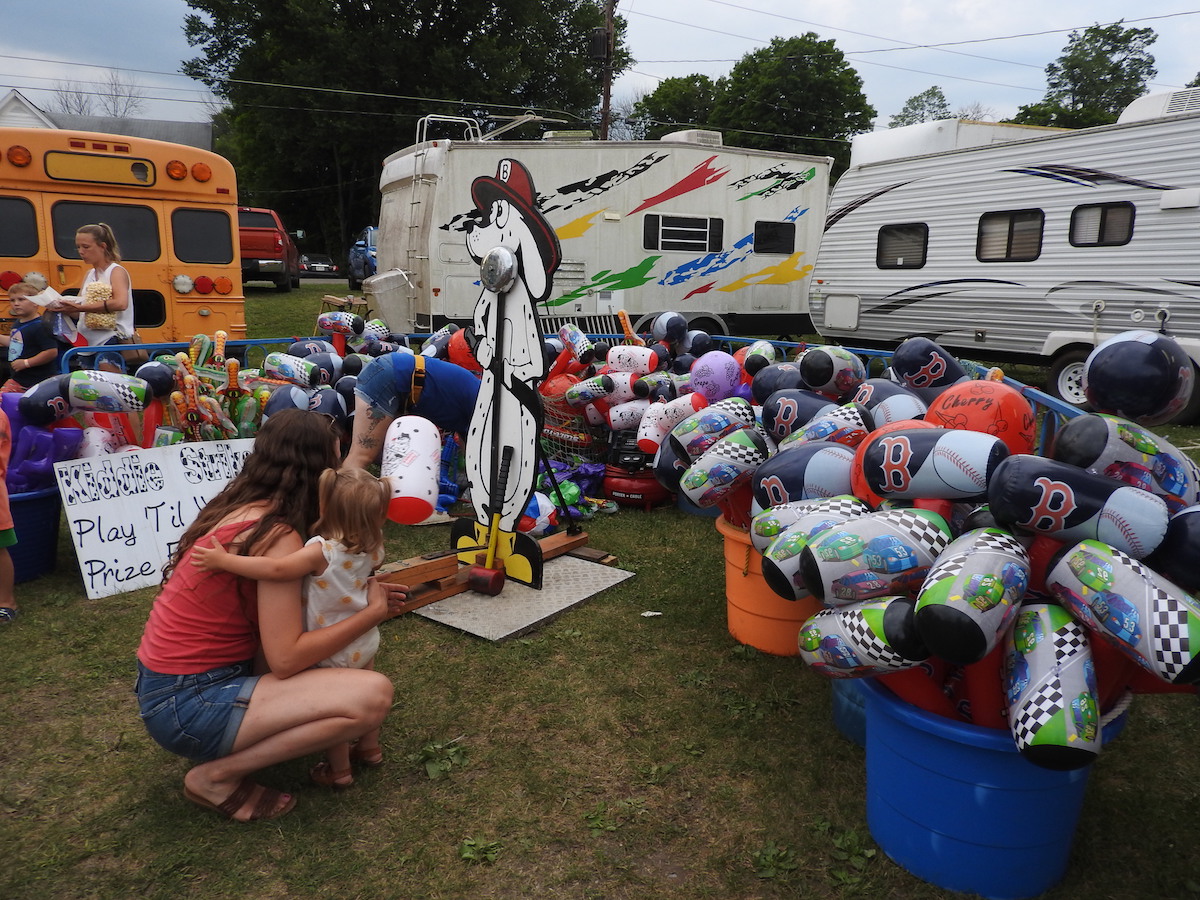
[452,158,561,589]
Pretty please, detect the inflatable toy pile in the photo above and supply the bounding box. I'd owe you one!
[641,326,1200,771]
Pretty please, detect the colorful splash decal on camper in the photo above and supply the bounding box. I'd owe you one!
[658,206,809,288]
[540,152,669,216]
[1003,164,1175,191]
[547,256,661,308]
[628,155,731,215]
[556,209,607,240]
[683,282,717,300]
[441,153,669,234]
[719,252,812,291]
[729,165,818,200]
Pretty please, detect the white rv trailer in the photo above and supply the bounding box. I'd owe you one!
[809,88,1200,418]
[364,116,832,338]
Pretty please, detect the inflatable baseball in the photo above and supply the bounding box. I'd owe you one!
[858,425,1009,501]
[751,442,857,509]
[759,388,839,442]
[988,454,1169,559]
[888,336,971,402]
[846,378,928,426]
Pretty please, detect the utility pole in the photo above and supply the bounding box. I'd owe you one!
[598,0,615,140]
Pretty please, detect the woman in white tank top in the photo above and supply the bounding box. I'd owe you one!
[60,223,134,371]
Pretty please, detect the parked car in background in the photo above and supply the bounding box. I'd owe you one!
[300,253,339,276]
[238,206,302,292]
[348,225,378,290]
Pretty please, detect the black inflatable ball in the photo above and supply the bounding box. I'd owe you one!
[750,362,806,404]
[1083,330,1194,426]
[287,339,337,358]
[133,360,177,397]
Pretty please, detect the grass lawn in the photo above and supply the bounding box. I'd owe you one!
[2,281,1198,899]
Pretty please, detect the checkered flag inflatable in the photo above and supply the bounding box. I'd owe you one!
[1046,539,1200,686]
[798,596,929,677]
[1003,603,1101,770]
[914,527,1030,665]
[66,369,150,413]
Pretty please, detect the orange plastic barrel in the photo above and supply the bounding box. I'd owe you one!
[715,515,822,656]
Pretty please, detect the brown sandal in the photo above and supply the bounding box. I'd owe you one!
[183,779,296,822]
[350,743,384,768]
[310,760,354,790]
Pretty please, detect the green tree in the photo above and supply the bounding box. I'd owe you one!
[888,86,951,127]
[630,75,720,140]
[181,0,627,256]
[1010,21,1156,127]
[1187,73,1200,88]
[710,34,874,170]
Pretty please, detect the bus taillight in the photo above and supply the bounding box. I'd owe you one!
[5,145,32,166]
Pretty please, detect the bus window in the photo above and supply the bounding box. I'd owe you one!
[173,208,234,264]
[51,201,160,261]
[0,197,38,257]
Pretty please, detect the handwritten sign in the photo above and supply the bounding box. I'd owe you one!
[54,439,254,599]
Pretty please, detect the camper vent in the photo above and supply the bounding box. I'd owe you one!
[660,129,724,147]
[1165,90,1200,116]
[1118,88,1200,123]
[542,130,593,141]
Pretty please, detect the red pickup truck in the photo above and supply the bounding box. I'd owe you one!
[238,206,302,292]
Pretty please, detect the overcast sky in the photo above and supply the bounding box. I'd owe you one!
[2,1,1198,130]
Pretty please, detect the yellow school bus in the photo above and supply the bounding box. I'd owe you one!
[0,126,245,342]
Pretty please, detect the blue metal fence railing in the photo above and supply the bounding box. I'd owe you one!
[60,337,299,374]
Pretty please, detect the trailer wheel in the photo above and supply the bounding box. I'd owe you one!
[1047,349,1092,410]
[689,317,725,337]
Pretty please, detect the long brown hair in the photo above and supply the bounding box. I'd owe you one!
[163,408,340,579]
[312,467,389,556]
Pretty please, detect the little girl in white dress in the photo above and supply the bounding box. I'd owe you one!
[192,467,391,789]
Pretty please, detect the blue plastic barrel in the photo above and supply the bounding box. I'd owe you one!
[10,488,61,584]
[861,678,1097,899]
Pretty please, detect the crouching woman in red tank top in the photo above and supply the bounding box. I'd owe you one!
[135,408,407,822]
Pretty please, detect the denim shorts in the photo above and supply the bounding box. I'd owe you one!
[135,660,260,761]
[353,355,404,416]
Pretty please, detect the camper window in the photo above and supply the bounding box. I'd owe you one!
[977,209,1043,262]
[876,224,928,269]
[1070,202,1135,248]
[754,221,796,254]
[643,214,724,253]
[0,197,39,257]
[52,201,161,261]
